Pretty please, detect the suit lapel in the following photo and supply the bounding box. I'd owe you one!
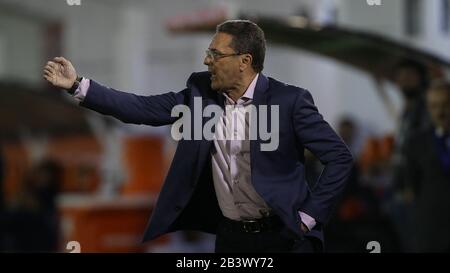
[250,74,270,171]
[251,73,270,108]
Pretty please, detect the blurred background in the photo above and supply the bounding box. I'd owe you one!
[0,0,449,253]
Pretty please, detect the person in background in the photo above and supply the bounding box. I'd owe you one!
[392,59,431,196]
[390,59,431,252]
[3,160,62,252]
[401,81,450,252]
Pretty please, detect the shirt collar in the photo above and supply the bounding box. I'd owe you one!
[241,73,259,100]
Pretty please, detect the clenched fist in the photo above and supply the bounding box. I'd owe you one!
[43,56,77,89]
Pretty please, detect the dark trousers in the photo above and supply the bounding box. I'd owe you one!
[215,216,319,253]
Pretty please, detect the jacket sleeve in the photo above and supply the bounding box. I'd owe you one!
[80,80,190,126]
[293,88,354,225]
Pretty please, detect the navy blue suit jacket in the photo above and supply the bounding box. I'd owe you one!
[80,72,353,245]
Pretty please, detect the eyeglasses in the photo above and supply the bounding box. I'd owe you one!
[205,49,242,61]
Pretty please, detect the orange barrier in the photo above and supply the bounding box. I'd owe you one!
[2,135,102,201]
[59,194,160,253]
[359,134,395,172]
[3,134,169,252]
[121,136,165,195]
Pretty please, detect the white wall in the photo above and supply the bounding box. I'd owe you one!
[338,0,404,39]
[0,8,44,84]
[408,0,450,60]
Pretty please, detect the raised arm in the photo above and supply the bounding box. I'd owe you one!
[43,56,189,126]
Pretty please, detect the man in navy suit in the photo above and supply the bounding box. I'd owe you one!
[43,20,353,252]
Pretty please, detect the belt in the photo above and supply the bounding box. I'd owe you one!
[222,215,283,233]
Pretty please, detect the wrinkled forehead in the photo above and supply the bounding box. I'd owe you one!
[209,32,234,51]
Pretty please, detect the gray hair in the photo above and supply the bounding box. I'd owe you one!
[216,20,266,72]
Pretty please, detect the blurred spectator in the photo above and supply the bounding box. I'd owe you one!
[392,59,431,194]
[400,81,450,252]
[390,59,432,251]
[324,117,400,252]
[2,159,62,252]
[22,160,61,211]
[337,116,369,160]
[336,117,361,194]
[338,118,357,152]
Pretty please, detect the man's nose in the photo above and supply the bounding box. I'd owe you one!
[203,55,210,66]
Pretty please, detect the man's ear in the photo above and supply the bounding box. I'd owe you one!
[240,54,253,72]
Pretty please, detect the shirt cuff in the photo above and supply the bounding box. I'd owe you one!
[299,211,316,231]
[73,77,90,102]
